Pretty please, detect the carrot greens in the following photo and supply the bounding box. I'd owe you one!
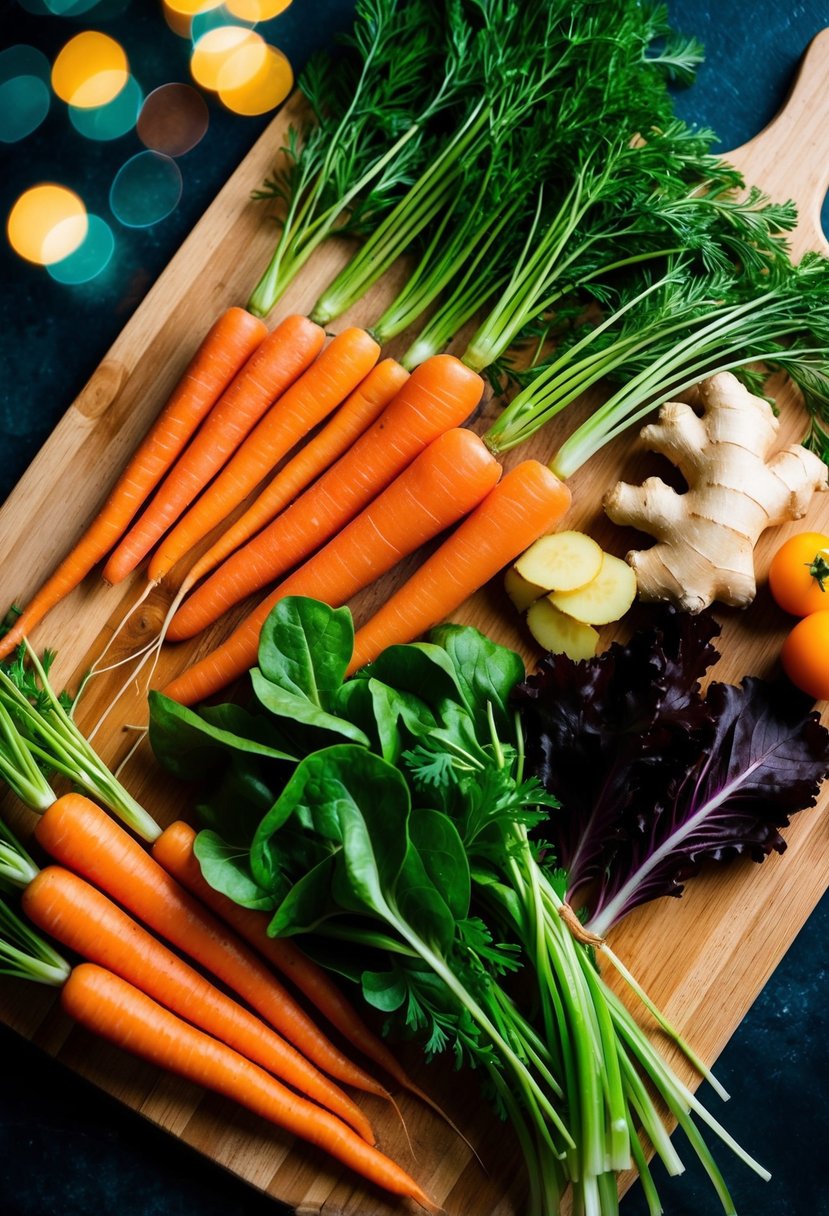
[0,643,161,841]
[246,0,467,318]
[146,595,826,1216]
[485,250,829,475]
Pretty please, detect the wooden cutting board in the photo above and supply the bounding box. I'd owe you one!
[1,26,829,1216]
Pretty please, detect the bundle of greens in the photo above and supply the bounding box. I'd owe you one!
[148,597,829,1216]
[247,0,467,318]
[309,0,700,328]
[485,249,829,476]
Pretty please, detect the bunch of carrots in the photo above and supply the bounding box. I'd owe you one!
[0,306,572,705]
[0,702,445,1210]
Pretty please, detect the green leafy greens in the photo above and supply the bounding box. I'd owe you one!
[149,597,807,1216]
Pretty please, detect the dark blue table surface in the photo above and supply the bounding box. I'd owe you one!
[1,2,828,1214]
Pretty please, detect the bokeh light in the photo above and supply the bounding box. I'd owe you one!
[219,43,293,115]
[69,75,143,141]
[190,26,262,92]
[226,0,292,19]
[0,44,51,85]
[137,83,209,156]
[190,4,254,44]
[47,214,115,284]
[162,0,223,38]
[8,184,89,265]
[0,76,51,143]
[52,31,129,109]
[43,0,105,14]
[110,151,183,227]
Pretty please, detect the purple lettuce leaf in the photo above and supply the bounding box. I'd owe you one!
[513,610,721,906]
[585,676,829,937]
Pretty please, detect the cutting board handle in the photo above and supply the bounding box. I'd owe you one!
[724,26,829,255]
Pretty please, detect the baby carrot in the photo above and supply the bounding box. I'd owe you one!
[22,865,374,1142]
[33,793,389,1098]
[62,964,438,1211]
[153,820,451,1107]
[102,314,326,586]
[177,358,410,593]
[0,306,267,661]
[162,428,500,702]
[165,354,484,642]
[347,460,572,673]
[146,326,382,585]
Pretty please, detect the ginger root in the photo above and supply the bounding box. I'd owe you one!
[603,372,829,613]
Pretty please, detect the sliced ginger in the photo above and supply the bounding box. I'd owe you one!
[526,598,599,660]
[515,530,603,593]
[548,552,637,625]
[506,529,636,659]
[504,565,547,613]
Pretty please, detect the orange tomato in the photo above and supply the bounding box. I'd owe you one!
[768,531,829,616]
[781,610,829,700]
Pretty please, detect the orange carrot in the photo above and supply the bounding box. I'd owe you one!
[0,307,267,661]
[347,460,572,674]
[22,865,374,1142]
[102,314,326,586]
[162,428,501,702]
[152,820,424,1097]
[164,354,484,644]
[177,358,410,594]
[33,793,389,1098]
[61,964,437,1211]
[146,326,382,585]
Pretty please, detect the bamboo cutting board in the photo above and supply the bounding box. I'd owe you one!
[1,27,829,1216]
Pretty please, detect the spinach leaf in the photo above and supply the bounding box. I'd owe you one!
[409,806,470,921]
[251,667,369,748]
[430,623,525,738]
[196,757,281,846]
[334,677,437,762]
[148,691,297,780]
[257,597,354,706]
[193,829,275,911]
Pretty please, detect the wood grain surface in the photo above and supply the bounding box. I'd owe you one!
[1,27,829,1216]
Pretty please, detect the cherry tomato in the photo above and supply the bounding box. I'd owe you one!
[781,610,829,700]
[768,530,829,616]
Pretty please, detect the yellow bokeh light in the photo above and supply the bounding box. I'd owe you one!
[226,0,293,19]
[190,26,263,93]
[162,0,224,37]
[165,0,223,14]
[7,184,88,266]
[219,43,293,115]
[52,32,129,109]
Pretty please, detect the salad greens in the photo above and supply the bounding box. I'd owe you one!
[148,596,829,1216]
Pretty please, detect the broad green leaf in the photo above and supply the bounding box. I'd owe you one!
[394,842,456,953]
[251,668,369,748]
[362,967,407,1012]
[431,624,525,737]
[257,597,354,707]
[193,829,275,911]
[410,807,471,920]
[148,691,297,780]
[269,852,341,935]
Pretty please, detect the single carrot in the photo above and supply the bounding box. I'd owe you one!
[22,865,374,1142]
[146,327,382,585]
[33,793,389,1098]
[152,820,454,1110]
[347,460,572,674]
[162,428,501,702]
[0,306,267,661]
[177,358,410,594]
[102,314,326,586]
[164,354,484,643]
[61,964,438,1212]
